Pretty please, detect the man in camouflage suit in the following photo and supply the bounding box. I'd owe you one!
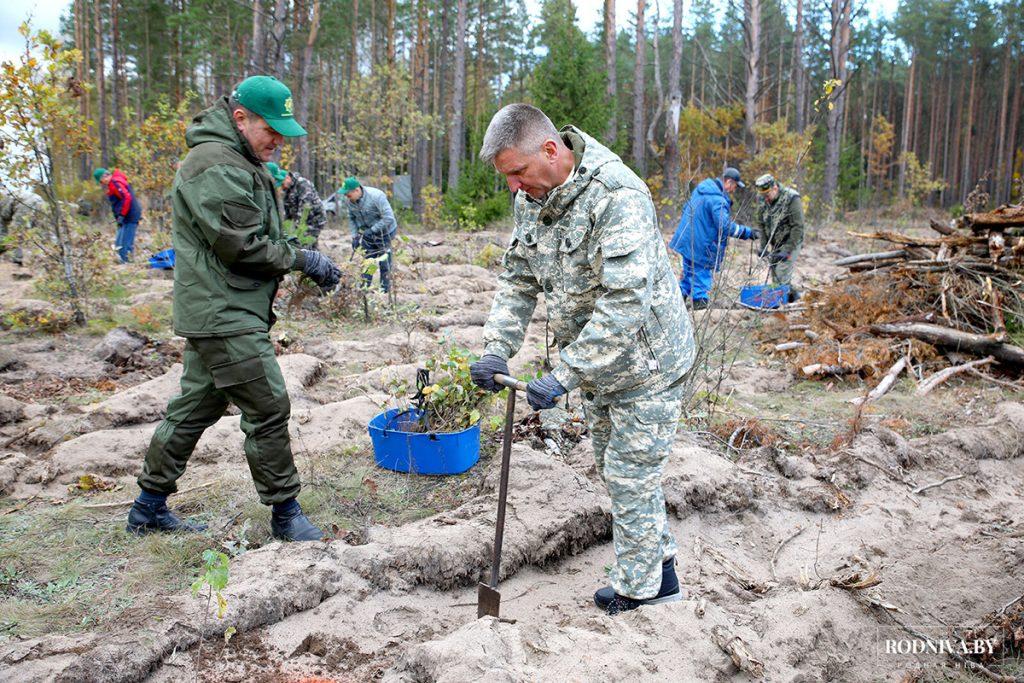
[754,173,805,302]
[280,168,327,250]
[469,104,696,615]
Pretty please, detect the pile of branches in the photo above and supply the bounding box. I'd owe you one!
[763,203,1024,394]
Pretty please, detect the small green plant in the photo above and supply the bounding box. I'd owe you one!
[473,242,504,269]
[191,549,230,669]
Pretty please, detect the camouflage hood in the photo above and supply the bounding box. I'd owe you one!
[534,126,623,225]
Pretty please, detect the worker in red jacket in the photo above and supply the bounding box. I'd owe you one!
[94,168,143,263]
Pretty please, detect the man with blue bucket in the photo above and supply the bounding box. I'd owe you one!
[469,103,696,615]
[667,168,760,309]
[754,173,805,303]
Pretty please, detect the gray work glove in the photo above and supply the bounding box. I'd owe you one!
[116,214,124,227]
[470,354,509,393]
[299,249,341,290]
[768,251,790,265]
[351,234,361,250]
[526,374,567,411]
[750,227,762,241]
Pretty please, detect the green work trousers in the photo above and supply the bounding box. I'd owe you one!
[138,332,299,505]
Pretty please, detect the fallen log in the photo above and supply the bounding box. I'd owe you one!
[929,218,957,236]
[850,357,908,405]
[711,626,765,679]
[848,230,983,248]
[832,250,906,267]
[870,322,1024,367]
[774,341,807,352]
[963,204,1024,230]
[916,356,995,395]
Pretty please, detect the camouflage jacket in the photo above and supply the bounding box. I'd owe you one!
[282,172,326,235]
[483,126,696,401]
[756,186,805,256]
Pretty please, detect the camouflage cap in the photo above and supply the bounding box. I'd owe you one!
[231,75,307,138]
[754,173,777,191]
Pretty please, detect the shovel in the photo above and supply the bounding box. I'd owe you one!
[477,372,529,619]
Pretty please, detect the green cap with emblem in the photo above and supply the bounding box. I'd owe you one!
[266,161,288,187]
[231,75,307,137]
[340,176,361,194]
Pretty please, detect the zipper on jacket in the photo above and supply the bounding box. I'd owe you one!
[638,326,660,372]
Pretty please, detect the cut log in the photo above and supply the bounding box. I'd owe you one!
[848,230,984,248]
[964,204,1024,230]
[850,357,908,405]
[832,250,906,267]
[916,356,995,395]
[774,341,807,352]
[870,322,1024,367]
[711,626,765,679]
[929,218,956,236]
[802,363,851,377]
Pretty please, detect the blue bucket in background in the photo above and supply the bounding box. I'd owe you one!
[740,284,790,309]
[368,408,480,475]
[148,248,175,270]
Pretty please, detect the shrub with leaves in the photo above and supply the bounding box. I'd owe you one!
[389,343,497,433]
[0,24,95,325]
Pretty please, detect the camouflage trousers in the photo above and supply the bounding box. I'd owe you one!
[769,245,801,287]
[584,380,685,599]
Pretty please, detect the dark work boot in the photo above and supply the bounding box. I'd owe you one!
[787,288,801,303]
[594,557,682,615]
[691,298,710,310]
[126,501,208,535]
[271,501,324,542]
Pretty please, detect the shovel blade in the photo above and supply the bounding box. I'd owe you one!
[477,583,501,618]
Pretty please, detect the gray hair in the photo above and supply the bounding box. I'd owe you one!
[227,95,253,117]
[479,103,559,164]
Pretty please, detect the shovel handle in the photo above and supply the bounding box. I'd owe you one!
[493,373,528,393]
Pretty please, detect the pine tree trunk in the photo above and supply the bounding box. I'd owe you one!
[94,0,109,165]
[447,0,468,191]
[793,0,806,132]
[250,0,265,75]
[387,0,396,66]
[604,0,617,145]
[411,0,429,217]
[663,0,683,217]
[293,0,320,178]
[270,0,289,81]
[742,0,761,144]
[822,0,850,214]
[995,41,1012,203]
[76,0,90,179]
[961,55,978,196]
[631,0,646,174]
[897,50,915,197]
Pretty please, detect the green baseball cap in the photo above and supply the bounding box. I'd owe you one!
[92,168,108,183]
[340,176,360,194]
[231,75,307,138]
[266,161,288,186]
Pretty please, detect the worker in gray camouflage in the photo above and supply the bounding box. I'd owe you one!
[341,177,397,292]
[281,168,327,250]
[754,173,805,302]
[469,103,696,615]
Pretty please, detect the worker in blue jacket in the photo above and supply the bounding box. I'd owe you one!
[668,167,759,309]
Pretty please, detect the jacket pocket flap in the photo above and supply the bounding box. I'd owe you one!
[221,200,262,229]
[633,399,680,425]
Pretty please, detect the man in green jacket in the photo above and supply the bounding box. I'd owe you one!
[128,76,340,542]
[754,173,805,302]
[469,104,696,615]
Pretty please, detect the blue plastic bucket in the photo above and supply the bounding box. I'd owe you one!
[148,248,175,270]
[368,408,480,475]
[740,284,790,309]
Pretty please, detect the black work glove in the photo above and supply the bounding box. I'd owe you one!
[750,227,762,241]
[470,354,509,393]
[526,374,567,411]
[116,214,124,227]
[768,251,790,265]
[299,249,341,290]
[351,234,361,250]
